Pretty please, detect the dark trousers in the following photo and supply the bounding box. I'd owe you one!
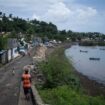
[23,87,31,95]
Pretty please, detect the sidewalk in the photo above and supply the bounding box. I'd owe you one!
[18,46,47,105]
[18,47,36,105]
[18,83,34,105]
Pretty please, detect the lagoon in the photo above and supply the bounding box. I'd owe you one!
[65,45,105,85]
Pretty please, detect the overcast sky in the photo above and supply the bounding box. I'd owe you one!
[0,0,105,33]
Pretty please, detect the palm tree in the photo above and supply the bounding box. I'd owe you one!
[0,12,2,33]
[0,12,2,16]
[9,14,13,21]
[0,12,2,20]
[3,13,5,17]
[9,14,12,18]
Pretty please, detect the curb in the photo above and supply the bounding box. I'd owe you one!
[31,84,49,105]
[31,85,44,105]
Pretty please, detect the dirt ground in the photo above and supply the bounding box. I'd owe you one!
[0,47,36,105]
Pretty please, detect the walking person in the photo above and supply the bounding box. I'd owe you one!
[22,68,31,100]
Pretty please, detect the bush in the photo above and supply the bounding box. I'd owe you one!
[39,48,79,88]
[38,46,105,105]
[0,36,8,51]
[79,41,105,46]
[39,85,105,105]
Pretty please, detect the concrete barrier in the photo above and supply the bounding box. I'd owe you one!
[31,85,49,105]
[31,85,44,105]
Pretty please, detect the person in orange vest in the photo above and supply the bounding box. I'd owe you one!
[22,68,31,99]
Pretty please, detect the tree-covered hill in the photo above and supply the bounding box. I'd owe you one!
[0,12,105,42]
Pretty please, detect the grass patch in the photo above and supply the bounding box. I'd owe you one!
[37,47,105,105]
[39,85,105,105]
[39,48,80,89]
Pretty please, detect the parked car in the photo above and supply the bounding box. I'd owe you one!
[19,47,27,56]
[44,42,54,48]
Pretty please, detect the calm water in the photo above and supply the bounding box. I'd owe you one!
[65,45,105,85]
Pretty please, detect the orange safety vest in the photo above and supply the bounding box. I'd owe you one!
[22,74,31,88]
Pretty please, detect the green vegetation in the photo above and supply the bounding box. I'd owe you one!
[0,11,105,104]
[0,36,8,51]
[39,86,105,105]
[38,47,105,105]
[0,12,105,43]
[39,48,80,89]
[79,41,105,46]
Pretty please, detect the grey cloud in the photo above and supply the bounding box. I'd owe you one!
[0,0,105,33]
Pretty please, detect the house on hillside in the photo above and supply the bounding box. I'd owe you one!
[0,50,7,64]
[32,37,42,46]
[0,38,19,64]
[7,38,19,60]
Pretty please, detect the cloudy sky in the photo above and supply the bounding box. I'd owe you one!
[0,0,105,33]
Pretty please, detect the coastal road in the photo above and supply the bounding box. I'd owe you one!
[0,55,33,105]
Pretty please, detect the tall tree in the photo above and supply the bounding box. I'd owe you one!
[0,12,2,17]
[9,14,12,18]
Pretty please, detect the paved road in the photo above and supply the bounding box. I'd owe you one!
[0,55,33,105]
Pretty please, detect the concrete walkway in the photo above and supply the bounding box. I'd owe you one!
[18,83,34,105]
[18,47,36,105]
[18,45,47,105]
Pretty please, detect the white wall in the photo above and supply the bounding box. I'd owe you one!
[8,49,12,61]
[13,47,19,58]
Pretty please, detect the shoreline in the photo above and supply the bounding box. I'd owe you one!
[74,70,105,96]
[46,43,105,97]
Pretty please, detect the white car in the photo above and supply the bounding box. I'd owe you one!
[19,47,27,56]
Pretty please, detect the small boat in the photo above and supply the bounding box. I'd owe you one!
[89,58,100,60]
[80,50,88,53]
